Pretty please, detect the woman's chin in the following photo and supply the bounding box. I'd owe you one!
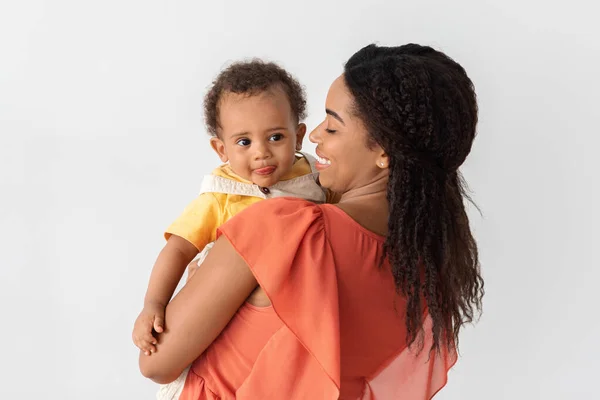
[317,174,338,192]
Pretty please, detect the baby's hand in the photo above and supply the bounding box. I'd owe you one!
[132,302,165,355]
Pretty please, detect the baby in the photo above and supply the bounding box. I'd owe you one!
[133,60,335,398]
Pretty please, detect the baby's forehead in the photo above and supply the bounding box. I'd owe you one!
[217,90,296,134]
[219,85,289,107]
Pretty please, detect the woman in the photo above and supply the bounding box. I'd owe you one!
[140,43,484,399]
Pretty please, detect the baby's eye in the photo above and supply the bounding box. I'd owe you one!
[236,138,251,146]
[269,133,284,142]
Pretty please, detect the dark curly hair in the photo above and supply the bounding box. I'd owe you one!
[344,44,484,351]
[204,60,307,136]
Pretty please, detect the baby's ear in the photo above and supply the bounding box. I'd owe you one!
[295,123,307,151]
[210,137,228,163]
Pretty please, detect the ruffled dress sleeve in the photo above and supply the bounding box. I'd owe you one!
[217,197,341,399]
[217,197,457,399]
[361,314,458,399]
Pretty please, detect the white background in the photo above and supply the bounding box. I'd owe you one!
[1,0,598,399]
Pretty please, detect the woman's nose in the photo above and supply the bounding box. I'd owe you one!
[309,122,323,144]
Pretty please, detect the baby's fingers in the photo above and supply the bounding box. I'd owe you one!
[138,339,157,356]
[134,333,157,355]
[153,314,165,334]
[133,328,157,346]
[142,330,158,346]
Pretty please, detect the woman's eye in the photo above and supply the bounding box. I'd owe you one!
[325,129,337,134]
[236,138,251,146]
[269,134,283,141]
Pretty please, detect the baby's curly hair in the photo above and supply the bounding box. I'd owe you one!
[204,60,307,136]
[345,44,484,352]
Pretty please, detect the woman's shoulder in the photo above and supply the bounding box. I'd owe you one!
[241,197,325,224]
[219,198,385,261]
[217,198,327,254]
[242,198,385,241]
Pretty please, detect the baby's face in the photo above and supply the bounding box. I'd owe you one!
[211,86,306,187]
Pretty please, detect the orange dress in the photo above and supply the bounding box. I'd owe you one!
[179,198,456,400]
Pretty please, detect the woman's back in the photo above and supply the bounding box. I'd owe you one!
[322,205,404,389]
[180,199,454,399]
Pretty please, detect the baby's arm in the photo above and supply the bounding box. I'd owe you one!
[133,192,221,355]
[145,235,198,309]
[133,236,197,355]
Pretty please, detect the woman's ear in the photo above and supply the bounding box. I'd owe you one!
[210,137,228,163]
[376,152,389,169]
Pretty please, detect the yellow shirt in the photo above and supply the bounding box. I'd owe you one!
[165,154,336,251]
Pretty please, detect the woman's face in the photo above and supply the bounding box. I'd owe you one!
[309,75,387,194]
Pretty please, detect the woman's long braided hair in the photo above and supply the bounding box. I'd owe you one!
[344,44,484,351]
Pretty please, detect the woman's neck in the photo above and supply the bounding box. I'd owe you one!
[338,174,388,204]
[336,175,389,237]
